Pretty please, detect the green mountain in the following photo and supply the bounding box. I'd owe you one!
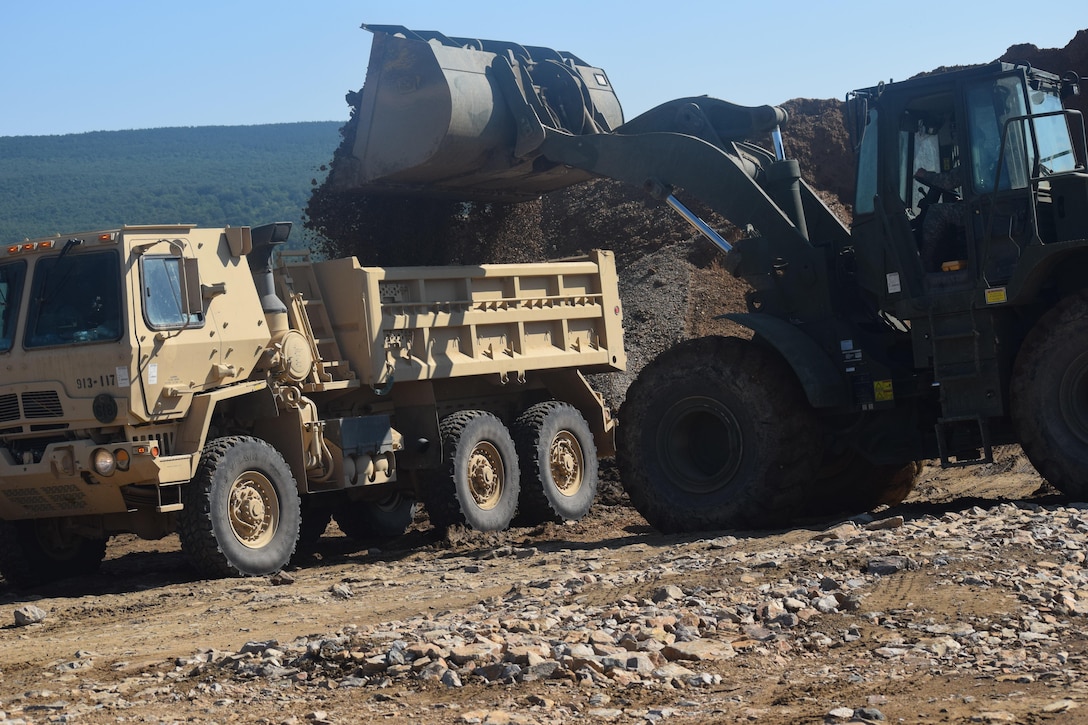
[0,122,342,248]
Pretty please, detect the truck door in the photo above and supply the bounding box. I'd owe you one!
[133,244,217,420]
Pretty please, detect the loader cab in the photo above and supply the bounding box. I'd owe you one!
[849,62,1087,311]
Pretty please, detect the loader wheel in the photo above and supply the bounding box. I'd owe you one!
[810,454,922,515]
[617,336,822,533]
[334,492,417,541]
[0,518,107,588]
[422,411,520,532]
[514,401,598,524]
[1011,290,1088,498]
[178,436,301,578]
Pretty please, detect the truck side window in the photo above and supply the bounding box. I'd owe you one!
[854,108,879,215]
[24,250,123,348]
[140,255,204,329]
[0,261,27,353]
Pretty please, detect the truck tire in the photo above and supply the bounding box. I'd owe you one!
[811,454,922,515]
[1011,290,1088,498]
[0,518,107,588]
[178,436,301,578]
[334,492,417,541]
[513,401,598,523]
[422,411,520,532]
[617,336,822,532]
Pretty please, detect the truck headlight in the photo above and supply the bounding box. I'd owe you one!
[92,448,116,476]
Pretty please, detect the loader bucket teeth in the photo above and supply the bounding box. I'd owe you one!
[326,25,624,201]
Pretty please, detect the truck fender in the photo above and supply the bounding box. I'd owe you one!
[175,381,276,457]
[721,313,849,409]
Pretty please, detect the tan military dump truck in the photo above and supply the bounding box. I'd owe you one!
[0,222,624,585]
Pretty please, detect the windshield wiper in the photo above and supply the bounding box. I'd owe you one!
[38,238,85,305]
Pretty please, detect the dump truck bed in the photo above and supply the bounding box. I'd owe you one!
[281,250,624,388]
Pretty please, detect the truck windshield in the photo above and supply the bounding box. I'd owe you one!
[0,261,27,353]
[24,250,123,348]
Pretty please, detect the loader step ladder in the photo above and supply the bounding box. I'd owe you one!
[275,250,358,391]
[927,305,994,467]
[934,414,994,468]
[927,305,983,382]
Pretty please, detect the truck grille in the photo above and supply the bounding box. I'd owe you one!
[0,394,17,423]
[1,484,87,513]
[21,391,63,419]
[0,391,64,426]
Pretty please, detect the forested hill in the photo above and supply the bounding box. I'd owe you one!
[0,122,341,247]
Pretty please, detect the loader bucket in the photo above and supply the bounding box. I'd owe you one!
[326,25,624,201]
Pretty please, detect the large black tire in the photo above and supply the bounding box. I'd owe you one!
[178,436,301,578]
[334,492,418,541]
[809,454,922,516]
[421,411,520,532]
[617,336,823,533]
[0,518,107,588]
[1011,290,1088,498]
[513,401,598,523]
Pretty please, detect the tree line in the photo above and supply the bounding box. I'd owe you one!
[0,122,341,249]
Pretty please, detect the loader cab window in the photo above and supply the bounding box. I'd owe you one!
[854,108,879,215]
[897,93,961,216]
[1029,89,1077,175]
[0,261,27,353]
[140,255,204,329]
[24,250,123,348]
[967,76,1030,193]
[897,94,968,271]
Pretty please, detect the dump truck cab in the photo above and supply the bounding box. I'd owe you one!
[0,226,270,530]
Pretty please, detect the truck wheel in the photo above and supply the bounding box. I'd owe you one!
[811,454,922,515]
[1011,290,1088,497]
[0,518,107,588]
[618,336,822,532]
[334,492,417,541]
[423,411,520,532]
[514,401,598,523]
[178,436,301,578]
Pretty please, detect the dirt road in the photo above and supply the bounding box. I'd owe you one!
[1,449,1086,724]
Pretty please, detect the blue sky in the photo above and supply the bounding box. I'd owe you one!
[0,1,1082,137]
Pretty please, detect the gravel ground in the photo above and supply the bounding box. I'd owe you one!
[1,452,1085,725]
